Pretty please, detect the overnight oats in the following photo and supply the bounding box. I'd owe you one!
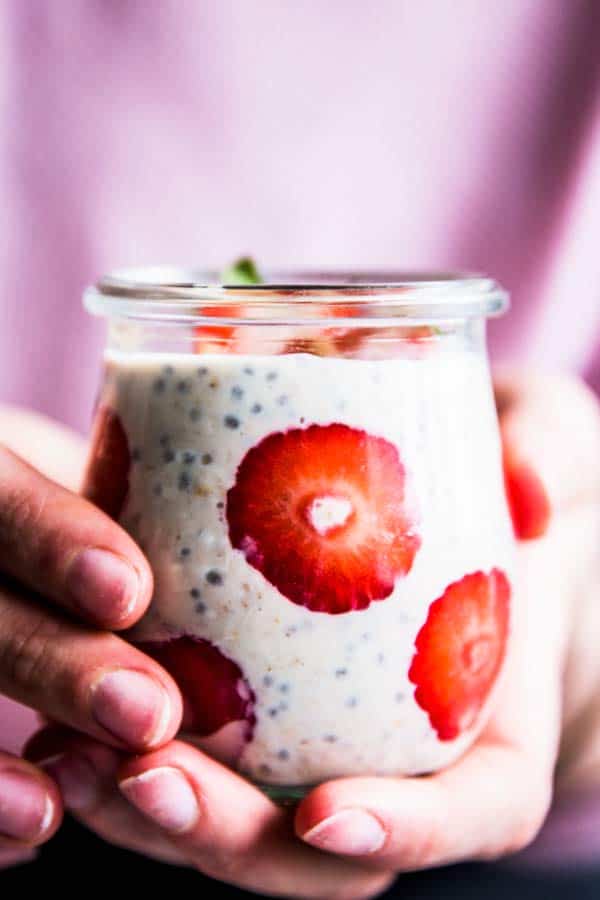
[82,268,514,797]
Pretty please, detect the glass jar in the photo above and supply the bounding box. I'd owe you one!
[82,268,514,799]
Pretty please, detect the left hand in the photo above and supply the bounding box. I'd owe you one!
[22,373,600,895]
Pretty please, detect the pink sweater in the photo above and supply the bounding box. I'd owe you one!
[1,0,600,864]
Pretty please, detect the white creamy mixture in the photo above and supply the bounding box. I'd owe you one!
[102,348,514,785]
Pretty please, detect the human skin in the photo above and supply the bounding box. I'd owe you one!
[0,406,183,865]
[3,372,600,897]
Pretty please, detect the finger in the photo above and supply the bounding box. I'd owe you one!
[0,586,182,752]
[118,741,394,899]
[0,445,152,629]
[0,404,86,491]
[0,847,37,869]
[496,372,600,538]
[296,518,568,868]
[0,750,62,849]
[25,726,187,866]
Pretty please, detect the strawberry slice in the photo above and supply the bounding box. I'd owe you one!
[82,406,130,520]
[194,257,263,353]
[408,569,510,741]
[503,444,551,540]
[194,304,240,354]
[137,636,255,739]
[226,424,420,614]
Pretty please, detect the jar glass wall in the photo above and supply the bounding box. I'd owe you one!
[82,269,514,799]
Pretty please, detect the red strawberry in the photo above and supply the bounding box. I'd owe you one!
[137,636,255,739]
[194,304,240,354]
[82,406,130,520]
[408,569,510,741]
[226,424,420,613]
[503,446,551,540]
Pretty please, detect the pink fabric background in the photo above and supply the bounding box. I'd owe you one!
[1,0,600,436]
[1,0,600,861]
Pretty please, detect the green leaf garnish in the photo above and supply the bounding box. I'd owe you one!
[220,257,262,285]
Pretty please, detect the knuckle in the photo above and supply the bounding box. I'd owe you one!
[0,610,61,698]
[0,486,40,543]
[0,474,50,558]
[482,781,552,860]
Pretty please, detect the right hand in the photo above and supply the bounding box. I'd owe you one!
[0,407,182,861]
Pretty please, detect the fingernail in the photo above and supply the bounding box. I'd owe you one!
[302,809,386,855]
[0,770,54,841]
[91,669,171,748]
[40,753,99,813]
[66,548,140,624]
[119,767,199,833]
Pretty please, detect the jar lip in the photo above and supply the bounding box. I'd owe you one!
[85,266,509,323]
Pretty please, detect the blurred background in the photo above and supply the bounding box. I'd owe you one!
[2,0,600,894]
[2,0,600,437]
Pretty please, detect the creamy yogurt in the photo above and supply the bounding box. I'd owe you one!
[91,347,514,787]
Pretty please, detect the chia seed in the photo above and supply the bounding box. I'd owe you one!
[153,378,166,393]
[189,408,201,422]
[335,668,348,678]
[183,451,197,464]
[251,403,262,414]
[205,569,223,586]
[159,434,170,447]
[153,483,163,497]
[277,749,290,761]
[179,547,191,559]
[195,601,207,614]
[231,385,244,399]
[131,448,141,462]
[278,683,290,694]
[163,449,175,463]
[266,371,278,381]
[216,501,224,509]
[268,707,278,718]
[243,366,254,375]
[262,675,274,687]
[177,380,190,393]
[190,588,201,599]
[259,764,272,776]
[197,366,208,376]
[323,734,337,743]
[224,415,240,429]
[277,395,288,406]
[202,453,213,465]
[178,471,192,491]
[163,365,174,376]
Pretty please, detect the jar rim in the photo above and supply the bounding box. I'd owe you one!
[85,266,509,323]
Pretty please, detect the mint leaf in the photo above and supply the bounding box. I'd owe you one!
[220,257,262,285]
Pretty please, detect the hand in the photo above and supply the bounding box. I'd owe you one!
[24,373,600,896]
[293,372,600,866]
[0,408,182,861]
